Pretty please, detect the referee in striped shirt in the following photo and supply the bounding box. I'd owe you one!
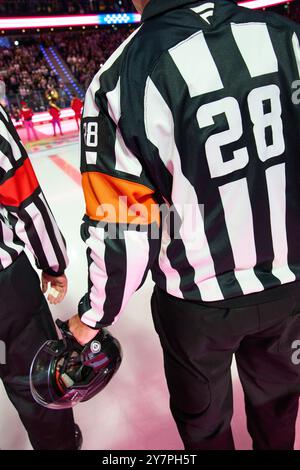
[0,105,80,449]
[69,0,300,449]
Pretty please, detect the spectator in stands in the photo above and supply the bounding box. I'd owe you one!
[1,27,133,112]
[48,101,63,137]
[0,42,60,112]
[55,28,133,89]
[20,101,38,141]
[58,82,69,108]
[71,95,83,130]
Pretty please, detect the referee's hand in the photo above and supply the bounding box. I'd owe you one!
[68,314,100,346]
[41,272,68,305]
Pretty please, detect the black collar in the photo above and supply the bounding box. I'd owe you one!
[142,0,238,22]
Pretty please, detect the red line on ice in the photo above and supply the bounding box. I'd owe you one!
[49,154,81,187]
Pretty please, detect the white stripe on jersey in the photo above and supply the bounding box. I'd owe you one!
[0,220,23,269]
[25,201,60,273]
[107,79,143,177]
[81,226,108,327]
[106,78,121,124]
[0,246,12,269]
[80,308,101,328]
[145,78,224,301]
[0,220,13,268]
[14,215,36,261]
[86,151,97,165]
[0,149,13,173]
[119,231,150,313]
[219,178,264,295]
[0,119,22,162]
[159,221,183,298]
[231,23,278,77]
[83,26,142,119]
[169,31,223,97]
[39,193,69,268]
[265,163,296,284]
[292,32,300,77]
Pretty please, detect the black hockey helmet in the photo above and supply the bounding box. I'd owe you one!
[30,319,122,409]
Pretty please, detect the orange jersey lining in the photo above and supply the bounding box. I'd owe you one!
[82,171,160,226]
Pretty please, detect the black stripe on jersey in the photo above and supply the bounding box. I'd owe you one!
[78,293,94,324]
[17,205,50,271]
[145,140,173,204]
[0,109,23,144]
[86,248,94,293]
[102,226,127,325]
[0,221,20,261]
[81,221,96,294]
[0,122,27,173]
[151,264,167,292]
[166,208,201,300]
[11,224,25,249]
[138,221,162,290]
[34,195,66,273]
[0,247,3,270]
[250,176,281,289]
[0,112,27,156]
[0,135,27,184]
[5,212,25,248]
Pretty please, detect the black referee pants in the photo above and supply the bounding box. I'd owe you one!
[151,285,300,450]
[0,253,77,450]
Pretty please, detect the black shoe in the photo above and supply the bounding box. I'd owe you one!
[75,424,83,450]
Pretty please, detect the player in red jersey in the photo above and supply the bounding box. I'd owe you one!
[48,101,63,137]
[20,101,38,142]
[71,96,83,131]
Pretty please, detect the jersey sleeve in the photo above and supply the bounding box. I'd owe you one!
[78,75,161,329]
[0,106,68,276]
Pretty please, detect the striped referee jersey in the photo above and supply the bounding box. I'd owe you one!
[79,0,300,328]
[0,105,68,276]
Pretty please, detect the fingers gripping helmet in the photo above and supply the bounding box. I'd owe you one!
[30,319,122,409]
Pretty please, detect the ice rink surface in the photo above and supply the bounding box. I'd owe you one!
[0,122,299,450]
